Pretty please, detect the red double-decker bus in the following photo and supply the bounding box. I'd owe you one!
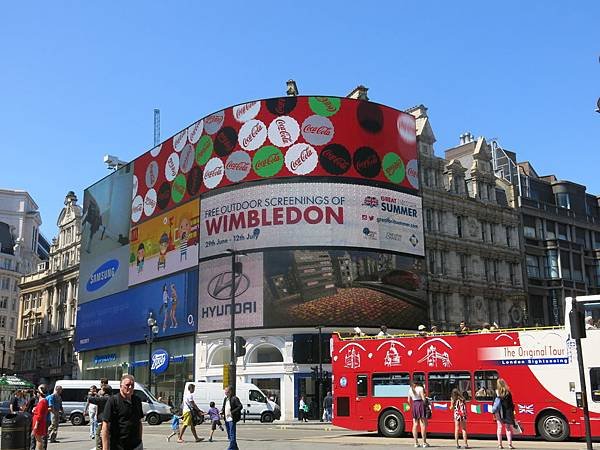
[331,296,600,442]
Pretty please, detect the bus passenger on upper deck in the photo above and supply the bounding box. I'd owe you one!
[585,316,597,330]
[430,325,439,335]
[480,323,491,333]
[417,325,427,337]
[377,325,391,337]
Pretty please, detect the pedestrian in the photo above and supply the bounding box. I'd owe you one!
[9,389,22,414]
[178,383,204,443]
[207,401,224,442]
[451,388,469,449]
[298,396,308,422]
[46,385,63,443]
[166,408,182,442]
[31,385,49,450]
[494,378,516,449]
[377,325,391,337]
[89,384,112,450]
[408,380,429,448]
[222,385,242,450]
[25,389,37,413]
[102,374,144,450]
[84,385,99,439]
[323,391,333,422]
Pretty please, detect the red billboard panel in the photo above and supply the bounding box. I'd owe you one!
[131,96,417,225]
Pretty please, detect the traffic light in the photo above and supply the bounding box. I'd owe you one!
[235,336,247,357]
[569,308,586,339]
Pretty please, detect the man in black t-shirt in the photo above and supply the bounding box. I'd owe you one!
[102,374,144,450]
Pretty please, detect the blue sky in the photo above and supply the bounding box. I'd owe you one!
[1,1,598,237]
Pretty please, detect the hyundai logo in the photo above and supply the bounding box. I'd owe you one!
[86,259,119,292]
[207,271,250,300]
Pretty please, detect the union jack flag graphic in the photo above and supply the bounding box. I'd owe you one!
[518,404,534,414]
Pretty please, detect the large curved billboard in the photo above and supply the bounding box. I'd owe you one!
[131,96,417,225]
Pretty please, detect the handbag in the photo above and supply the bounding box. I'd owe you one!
[492,396,501,414]
[513,420,523,435]
[424,398,432,419]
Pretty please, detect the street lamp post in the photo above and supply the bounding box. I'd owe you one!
[316,326,323,422]
[145,312,159,395]
[226,249,241,394]
[0,337,6,375]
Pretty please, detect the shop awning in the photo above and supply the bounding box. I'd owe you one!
[0,375,36,389]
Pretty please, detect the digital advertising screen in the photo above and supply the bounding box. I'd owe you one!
[75,269,199,352]
[79,164,134,304]
[131,96,417,225]
[196,249,425,332]
[128,199,199,286]
[199,182,424,258]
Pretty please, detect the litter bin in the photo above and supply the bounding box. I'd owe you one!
[1,412,31,450]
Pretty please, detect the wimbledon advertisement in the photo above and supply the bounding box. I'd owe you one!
[75,269,198,352]
[79,164,133,304]
[200,182,424,258]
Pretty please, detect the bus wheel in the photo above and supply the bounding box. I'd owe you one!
[538,412,569,441]
[378,410,405,438]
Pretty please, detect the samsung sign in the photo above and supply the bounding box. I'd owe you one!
[86,259,120,292]
[151,349,169,374]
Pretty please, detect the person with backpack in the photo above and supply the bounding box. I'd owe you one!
[450,388,469,449]
[494,378,515,449]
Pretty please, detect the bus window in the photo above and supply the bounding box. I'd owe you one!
[357,375,368,397]
[590,368,600,402]
[474,370,498,401]
[372,373,410,397]
[412,372,425,387]
[428,372,472,401]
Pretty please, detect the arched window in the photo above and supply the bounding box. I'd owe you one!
[210,347,231,366]
[248,345,283,363]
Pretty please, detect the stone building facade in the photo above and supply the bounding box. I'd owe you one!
[0,189,47,373]
[15,191,82,384]
[409,106,528,330]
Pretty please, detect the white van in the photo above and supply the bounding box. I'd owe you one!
[184,381,280,423]
[56,379,172,426]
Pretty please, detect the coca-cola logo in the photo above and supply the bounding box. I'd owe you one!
[357,101,384,133]
[179,143,195,173]
[150,144,162,157]
[225,150,251,183]
[204,111,225,135]
[238,119,267,151]
[214,126,238,157]
[285,143,317,175]
[145,161,159,188]
[187,120,204,144]
[131,195,143,223]
[186,166,203,196]
[157,181,171,210]
[319,144,351,175]
[252,146,283,177]
[266,97,297,116]
[132,175,138,200]
[203,157,224,189]
[353,146,381,178]
[164,153,180,182]
[406,159,419,189]
[268,116,299,147]
[143,188,157,217]
[172,129,188,152]
[301,115,334,146]
[233,101,260,123]
[397,114,416,144]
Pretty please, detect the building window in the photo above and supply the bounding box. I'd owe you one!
[460,254,468,279]
[426,209,433,231]
[561,253,572,280]
[545,220,556,240]
[437,211,444,233]
[573,255,583,281]
[11,298,16,311]
[575,228,586,247]
[526,255,540,278]
[545,250,560,279]
[428,251,436,274]
[441,251,448,275]
[0,296,7,309]
[484,259,490,282]
[523,216,537,239]
[0,277,9,290]
[481,221,487,242]
[10,317,15,330]
[490,224,495,243]
[493,260,499,282]
[457,216,463,238]
[505,226,512,247]
[556,192,571,209]
[0,316,6,328]
[558,223,569,241]
[509,263,516,285]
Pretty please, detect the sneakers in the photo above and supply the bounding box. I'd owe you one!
[208,437,213,442]
[414,445,420,448]
[422,444,430,448]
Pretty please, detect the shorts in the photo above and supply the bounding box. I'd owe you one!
[211,419,222,430]
[412,399,426,420]
[182,411,194,427]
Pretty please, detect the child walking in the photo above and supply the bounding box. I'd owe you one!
[208,401,224,442]
[451,388,469,449]
[166,409,182,442]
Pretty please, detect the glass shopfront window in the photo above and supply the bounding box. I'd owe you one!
[81,344,130,381]
[130,335,195,408]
